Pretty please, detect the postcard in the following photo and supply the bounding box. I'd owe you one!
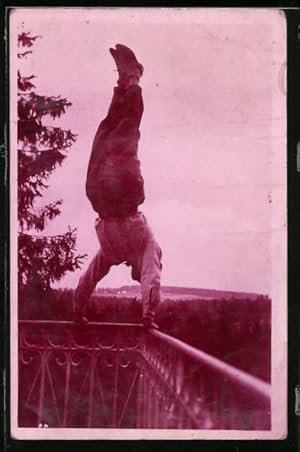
[10,7,287,440]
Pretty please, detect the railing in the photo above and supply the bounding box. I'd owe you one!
[139,330,270,429]
[18,320,271,430]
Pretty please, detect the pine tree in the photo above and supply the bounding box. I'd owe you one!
[17,32,86,298]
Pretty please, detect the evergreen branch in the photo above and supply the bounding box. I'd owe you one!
[18,149,66,184]
[18,93,72,120]
[19,227,79,240]
[18,71,36,91]
[18,200,63,232]
[18,148,70,154]
[18,32,41,48]
[17,50,33,59]
[18,229,87,290]
[18,120,77,150]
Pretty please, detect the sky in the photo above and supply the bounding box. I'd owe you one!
[11,8,286,294]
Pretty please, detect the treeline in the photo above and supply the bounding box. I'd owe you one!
[19,288,271,381]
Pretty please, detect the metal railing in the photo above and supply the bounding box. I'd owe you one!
[18,320,271,430]
[138,329,270,429]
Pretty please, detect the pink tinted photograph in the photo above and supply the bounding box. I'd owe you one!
[10,8,287,440]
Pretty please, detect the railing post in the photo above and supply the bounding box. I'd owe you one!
[62,329,72,428]
[136,363,142,428]
[112,331,120,427]
[37,328,48,427]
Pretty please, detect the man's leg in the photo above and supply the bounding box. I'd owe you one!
[73,249,111,323]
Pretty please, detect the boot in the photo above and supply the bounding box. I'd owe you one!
[110,44,143,88]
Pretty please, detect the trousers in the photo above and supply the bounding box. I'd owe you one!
[73,212,162,321]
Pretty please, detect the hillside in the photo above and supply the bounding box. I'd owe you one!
[95,285,267,300]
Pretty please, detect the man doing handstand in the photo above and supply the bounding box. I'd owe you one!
[73,44,162,329]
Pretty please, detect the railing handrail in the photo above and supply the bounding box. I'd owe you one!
[149,329,271,402]
[19,320,143,327]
